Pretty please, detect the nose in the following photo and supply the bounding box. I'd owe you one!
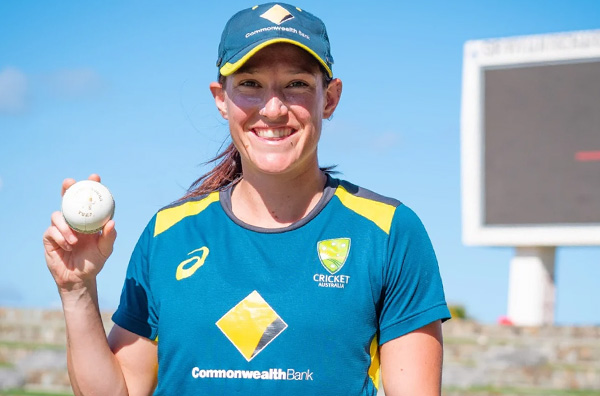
[259,94,288,119]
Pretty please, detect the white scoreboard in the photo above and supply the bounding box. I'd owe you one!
[461,29,600,246]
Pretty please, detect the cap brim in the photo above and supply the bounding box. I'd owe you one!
[219,38,333,78]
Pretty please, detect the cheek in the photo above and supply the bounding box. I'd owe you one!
[286,94,324,120]
[227,89,263,111]
[234,96,262,109]
[292,103,324,126]
[225,99,255,127]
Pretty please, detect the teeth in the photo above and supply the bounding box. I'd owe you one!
[255,128,293,138]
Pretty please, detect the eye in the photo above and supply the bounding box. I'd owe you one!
[239,80,260,88]
[288,80,309,88]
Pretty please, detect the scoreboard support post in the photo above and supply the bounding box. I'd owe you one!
[507,246,556,326]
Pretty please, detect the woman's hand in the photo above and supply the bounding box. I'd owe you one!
[43,174,117,292]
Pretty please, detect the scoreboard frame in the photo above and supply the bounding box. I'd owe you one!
[461,29,600,246]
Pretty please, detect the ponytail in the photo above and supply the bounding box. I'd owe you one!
[180,142,242,201]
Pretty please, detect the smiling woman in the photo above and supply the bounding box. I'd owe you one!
[211,44,337,185]
[42,3,451,396]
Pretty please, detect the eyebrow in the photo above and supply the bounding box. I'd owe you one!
[236,61,319,76]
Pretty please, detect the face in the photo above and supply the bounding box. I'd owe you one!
[210,43,342,179]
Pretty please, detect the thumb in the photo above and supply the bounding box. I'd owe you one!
[98,220,117,259]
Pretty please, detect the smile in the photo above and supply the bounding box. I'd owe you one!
[252,127,295,139]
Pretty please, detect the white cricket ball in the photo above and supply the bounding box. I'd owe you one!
[61,180,115,234]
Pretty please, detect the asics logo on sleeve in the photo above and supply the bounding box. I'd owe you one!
[176,247,210,280]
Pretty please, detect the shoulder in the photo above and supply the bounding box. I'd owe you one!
[329,178,401,234]
[330,178,429,236]
[334,179,402,207]
[153,191,221,237]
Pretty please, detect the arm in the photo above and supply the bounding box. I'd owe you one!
[61,282,158,396]
[108,325,158,396]
[380,320,444,396]
[43,175,157,396]
[378,205,450,395]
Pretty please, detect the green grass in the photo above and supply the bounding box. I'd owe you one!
[443,385,600,395]
[544,361,597,372]
[0,340,65,351]
[0,391,73,396]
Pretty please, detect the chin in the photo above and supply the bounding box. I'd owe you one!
[255,164,297,176]
[249,154,298,173]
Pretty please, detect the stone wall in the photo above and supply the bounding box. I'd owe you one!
[442,320,600,395]
[1,307,599,395]
[0,308,113,394]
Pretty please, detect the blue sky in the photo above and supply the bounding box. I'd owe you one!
[1,0,599,324]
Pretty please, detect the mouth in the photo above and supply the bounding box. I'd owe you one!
[252,127,295,139]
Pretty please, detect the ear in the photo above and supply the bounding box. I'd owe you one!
[210,81,228,120]
[322,78,342,119]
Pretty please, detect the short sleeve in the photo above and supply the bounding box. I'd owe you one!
[112,217,159,341]
[378,204,450,345]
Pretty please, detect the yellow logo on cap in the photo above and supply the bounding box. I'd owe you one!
[216,291,287,361]
[260,4,294,25]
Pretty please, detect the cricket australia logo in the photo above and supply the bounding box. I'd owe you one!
[318,238,350,274]
[313,238,351,289]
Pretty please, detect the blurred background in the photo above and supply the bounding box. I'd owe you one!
[1,1,599,395]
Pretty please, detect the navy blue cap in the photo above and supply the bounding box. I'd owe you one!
[216,3,333,77]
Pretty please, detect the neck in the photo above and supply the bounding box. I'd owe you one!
[231,167,327,228]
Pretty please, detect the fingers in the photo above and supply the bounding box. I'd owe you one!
[61,174,102,196]
[98,220,117,259]
[43,224,72,254]
[61,178,76,196]
[45,211,78,252]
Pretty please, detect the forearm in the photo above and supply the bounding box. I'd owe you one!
[61,281,128,396]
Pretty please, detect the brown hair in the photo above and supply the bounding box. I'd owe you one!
[179,141,242,201]
[180,66,334,201]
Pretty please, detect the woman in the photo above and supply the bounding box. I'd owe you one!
[43,3,450,395]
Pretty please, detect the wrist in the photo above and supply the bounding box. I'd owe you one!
[58,279,99,309]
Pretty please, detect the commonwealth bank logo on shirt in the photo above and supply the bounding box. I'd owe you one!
[260,4,295,25]
[216,291,287,362]
[313,238,351,289]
